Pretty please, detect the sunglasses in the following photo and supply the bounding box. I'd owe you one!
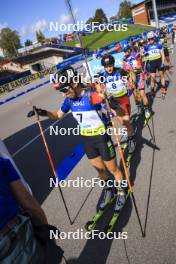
[59,86,71,93]
[148,38,154,41]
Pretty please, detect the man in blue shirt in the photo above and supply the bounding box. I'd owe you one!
[0,150,48,262]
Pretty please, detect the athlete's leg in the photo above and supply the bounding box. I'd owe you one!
[104,157,123,182]
[104,158,126,212]
[165,55,172,67]
[140,89,148,106]
[150,72,156,96]
[120,115,134,137]
[88,156,110,181]
[159,70,166,95]
[88,156,117,209]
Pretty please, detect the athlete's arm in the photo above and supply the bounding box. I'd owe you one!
[27,97,70,119]
[10,179,48,225]
[47,109,65,119]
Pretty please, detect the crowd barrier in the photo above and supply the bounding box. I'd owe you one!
[0,66,56,94]
[0,70,31,86]
[0,31,152,96]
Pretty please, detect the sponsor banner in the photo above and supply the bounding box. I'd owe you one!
[0,32,147,94]
[0,66,56,93]
[83,52,125,76]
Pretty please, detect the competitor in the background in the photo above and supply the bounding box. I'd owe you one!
[159,28,172,67]
[143,31,166,98]
[27,67,127,215]
[100,54,136,154]
[122,44,152,120]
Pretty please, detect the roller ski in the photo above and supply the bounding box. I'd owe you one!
[161,87,167,100]
[125,135,136,167]
[121,136,136,168]
[104,188,130,234]
[144,107,153,127]
[85,184,116,232]
[134,103,143,123]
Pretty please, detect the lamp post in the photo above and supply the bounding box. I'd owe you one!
[152,0,159,28]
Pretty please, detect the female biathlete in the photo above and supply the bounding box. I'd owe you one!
[27,67,127,214]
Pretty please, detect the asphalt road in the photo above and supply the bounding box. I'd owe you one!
[0,48,176,264]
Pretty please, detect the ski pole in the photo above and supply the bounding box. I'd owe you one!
[31,104,73,225]
[104,98,133,193]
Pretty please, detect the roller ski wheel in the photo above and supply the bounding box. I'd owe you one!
[85,197,116,232]
[144,111,153,127]
[104,191,130,234]
[85,221,96,232]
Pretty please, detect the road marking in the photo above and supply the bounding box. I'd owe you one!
[12,119,61,157]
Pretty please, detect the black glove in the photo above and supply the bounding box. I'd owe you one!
[160,63,165,70]
[108,96,125,115]
[108,96,120,110]
[27,107,47,118]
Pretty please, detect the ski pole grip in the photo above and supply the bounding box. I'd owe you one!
[33,106,39,121]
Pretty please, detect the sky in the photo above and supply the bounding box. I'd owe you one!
[0,0,142,45]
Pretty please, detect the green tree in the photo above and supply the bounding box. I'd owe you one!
[118,0,132,19]
[36,30,45,43]
[94,8,108,23]
[86,17,95,24]
[0,28,21,58]
[24,39,33,46]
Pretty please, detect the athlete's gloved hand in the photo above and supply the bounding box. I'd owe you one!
[160,63,165,70]
[27,107,47,118]
[108,96,120,110]
[108,96,126,115]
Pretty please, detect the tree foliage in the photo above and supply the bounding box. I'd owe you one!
[36,30,45,43]
[0,28,21,58]
[118,0,132,19]
[25,39,33,46]
[86,8,108,25]
[94,8,108,23]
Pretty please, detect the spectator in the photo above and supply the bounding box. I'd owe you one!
[0,145,63,263]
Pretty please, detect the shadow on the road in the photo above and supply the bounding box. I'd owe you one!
[4,113,81,205]
[143,116,156,237]
[4,113,98,225]
[67,202,133,264]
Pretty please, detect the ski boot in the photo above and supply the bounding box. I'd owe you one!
[126,136,136,167]
[99,184,116,210]
[137,103,143,116]
[104,188,127,233]
[114,188,126,215]
[127,135,136,154]
[161,87,167,100]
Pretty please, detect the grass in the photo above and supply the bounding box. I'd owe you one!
[63,24,155,50]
